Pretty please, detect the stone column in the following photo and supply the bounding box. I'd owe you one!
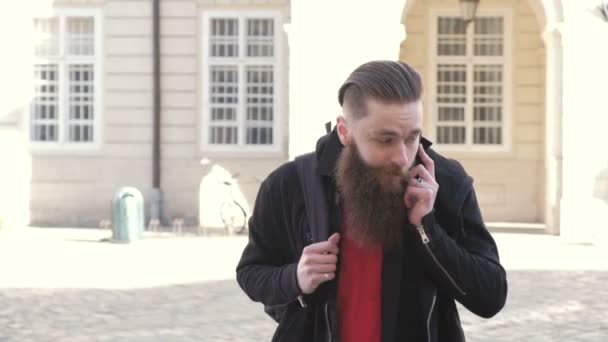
[559,5,608,244]
[541,24,563,235]
[0,2,34,228]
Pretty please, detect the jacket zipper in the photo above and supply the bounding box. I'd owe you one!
[416,225,467,296]
[324,301,332,342]
[426,290,436,342]
[297,295,308,308]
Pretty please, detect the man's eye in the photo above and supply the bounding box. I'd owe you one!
[377,138,393,145]
[407,135,420,144]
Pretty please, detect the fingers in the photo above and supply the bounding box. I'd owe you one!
[299,263,337,280]
[309,263,337,274]
[328,232,341,245]
[417,146,435,178]
[311,271,336,284]
[404,186,434,209]
[297,264,336,293]
[300,253,338,266]
[303,241,339,255]
[300,235,339,270]
[309,263,337,285]
[297,233,340,294]
[303,233,340,255]
[408,164,436,186]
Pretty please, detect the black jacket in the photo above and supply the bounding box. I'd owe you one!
[236,129,508,342]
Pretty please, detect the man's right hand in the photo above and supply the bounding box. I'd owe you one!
[297,233,340,294]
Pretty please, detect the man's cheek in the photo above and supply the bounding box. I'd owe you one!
[359,149,383,168]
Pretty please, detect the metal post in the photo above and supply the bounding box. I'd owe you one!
[151,0,163,223]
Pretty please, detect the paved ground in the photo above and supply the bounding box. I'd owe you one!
[0,227,607,341]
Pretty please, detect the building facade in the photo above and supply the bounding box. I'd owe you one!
[1,0,608,242]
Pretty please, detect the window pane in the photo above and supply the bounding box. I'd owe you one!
[473,64,503,145]
[473,127,502,145]
[437,126,465,144]
[210,66,238,144]
[246,65,274,145]
[210,18,239,58]
[34,18,59,57]
[437,17,466,56]
[246,19,274,57]
[438,107,464,122]
[67,64,95,142]
[475,17,503,35]
[67,17,95,56]
[211,126,237,145]
[436,64,466,98]
[31,64,59,141]
[434,15,506,147]
[436,64,467,144]
[474,17,503,56]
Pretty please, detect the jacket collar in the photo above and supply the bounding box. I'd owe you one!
[315,128,343,177]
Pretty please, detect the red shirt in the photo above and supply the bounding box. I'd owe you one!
[337,220,383,342]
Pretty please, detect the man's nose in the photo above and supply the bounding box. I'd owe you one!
[391,143,410,168]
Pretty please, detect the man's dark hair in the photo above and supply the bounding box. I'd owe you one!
[338,60,423,119]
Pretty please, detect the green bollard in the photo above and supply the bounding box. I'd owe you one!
[111,187,144,243]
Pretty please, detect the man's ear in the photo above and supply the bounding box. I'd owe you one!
[336,115,351,146]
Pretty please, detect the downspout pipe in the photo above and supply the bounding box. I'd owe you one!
[150,0,163,224]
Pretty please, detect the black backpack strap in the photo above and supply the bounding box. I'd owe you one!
[295,152,330,243]
[263,153,330,322]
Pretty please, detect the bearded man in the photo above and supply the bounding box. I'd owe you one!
[236,60,507,342]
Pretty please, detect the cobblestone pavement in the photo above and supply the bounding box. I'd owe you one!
[0,227,607,341]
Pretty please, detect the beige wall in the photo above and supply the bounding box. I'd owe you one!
[400,0,546,222]
[28,0,290,227]
[196,0,290,228]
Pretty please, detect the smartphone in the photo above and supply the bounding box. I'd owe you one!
[414,143,424,167]
[415,155,423,167]
[413,143,427,184]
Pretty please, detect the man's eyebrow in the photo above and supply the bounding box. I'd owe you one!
[408,128,422,137]
[373,130,400,137]
[373,129,421,137]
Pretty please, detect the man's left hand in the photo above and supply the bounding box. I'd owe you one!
[404,146,439,226]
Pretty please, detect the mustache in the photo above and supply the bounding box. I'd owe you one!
[366,162,413,184]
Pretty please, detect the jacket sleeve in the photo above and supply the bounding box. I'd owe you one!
[235,179,302,307]
[410,189,508,318]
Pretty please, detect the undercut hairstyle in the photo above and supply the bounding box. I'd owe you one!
[338,60,423,120]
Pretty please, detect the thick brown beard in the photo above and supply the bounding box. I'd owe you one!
[335,142,409,252]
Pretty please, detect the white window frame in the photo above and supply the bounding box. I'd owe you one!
[201,10,284,155]
[29,8,103,152]
[428,8,512,152]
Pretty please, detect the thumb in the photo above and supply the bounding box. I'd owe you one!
[328,233,340,245]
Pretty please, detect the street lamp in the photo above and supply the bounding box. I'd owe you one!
[460,0,480,27]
